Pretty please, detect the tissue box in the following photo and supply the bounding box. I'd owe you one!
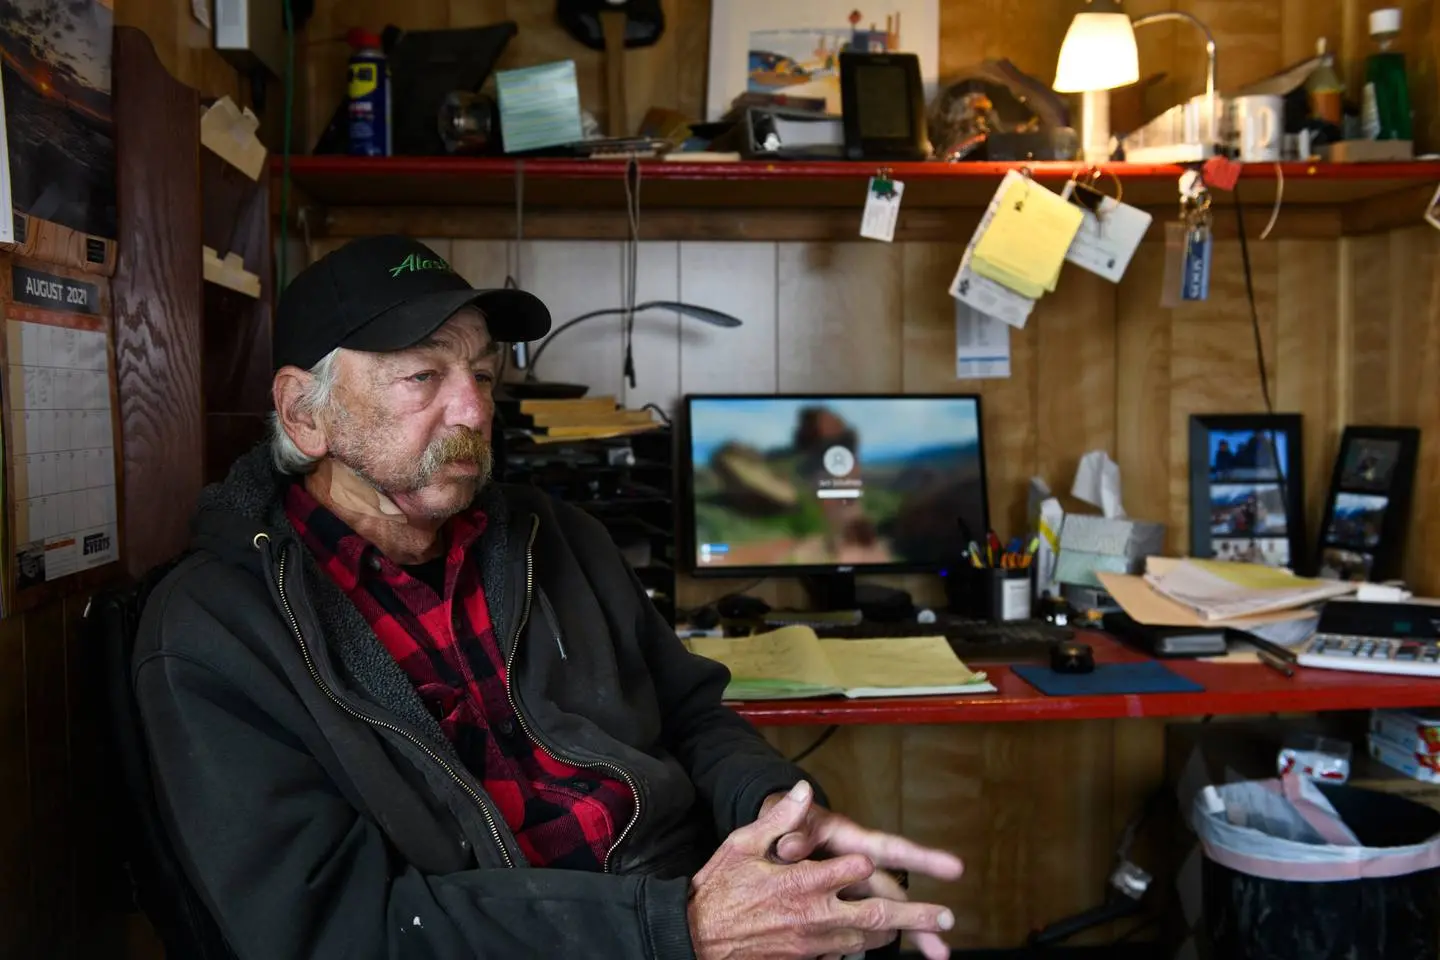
[1054,515,1166,588]
[1059,515,1165,557]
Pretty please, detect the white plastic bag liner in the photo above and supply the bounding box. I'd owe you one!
[1194,773,1440,883]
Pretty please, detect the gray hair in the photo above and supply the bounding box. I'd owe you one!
[269,348,342,475]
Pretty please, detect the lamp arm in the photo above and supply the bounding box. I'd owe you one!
[523,307,625,379]
[1132,11,1217,102]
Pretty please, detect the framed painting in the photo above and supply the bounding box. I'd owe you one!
[706,0,939,122]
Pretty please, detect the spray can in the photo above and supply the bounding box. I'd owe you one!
[346,28,391,156]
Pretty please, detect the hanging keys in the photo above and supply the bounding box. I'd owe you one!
[1177,170,1213,301]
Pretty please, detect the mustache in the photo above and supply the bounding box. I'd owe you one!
[426,429,491,465]
[417,429,493,485]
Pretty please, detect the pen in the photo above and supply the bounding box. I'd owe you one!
[1257,649,1296,678]
[1228,628,1298,665]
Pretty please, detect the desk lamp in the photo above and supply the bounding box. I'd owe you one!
[1054,1,1217,163]
[506,301,743,399]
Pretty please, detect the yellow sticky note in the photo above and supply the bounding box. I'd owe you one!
[972,178,1085,295]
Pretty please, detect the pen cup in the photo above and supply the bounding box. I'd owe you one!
[942,565,1034,622]
[991,568,1033,622]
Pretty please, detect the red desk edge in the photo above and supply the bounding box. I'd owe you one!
[728,632,1440,727]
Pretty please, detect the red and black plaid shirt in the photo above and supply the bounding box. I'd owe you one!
[285,482,634,871]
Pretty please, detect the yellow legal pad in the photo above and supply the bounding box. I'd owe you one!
[971,177,1085,298]
[685,626,995,700]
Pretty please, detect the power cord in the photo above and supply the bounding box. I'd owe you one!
[1232,183,1294,556]
[789,725,838,764]
[621,158,641,388]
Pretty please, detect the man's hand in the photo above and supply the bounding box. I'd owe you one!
[759,787,965,960]
[688,781,955,960]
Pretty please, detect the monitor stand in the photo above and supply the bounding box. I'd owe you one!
[801,573,913,621]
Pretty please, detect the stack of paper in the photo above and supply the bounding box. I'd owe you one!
[685,626,994,700]
[1142,558,1357,622]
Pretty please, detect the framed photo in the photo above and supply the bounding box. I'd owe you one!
[1188,414,1305,571]
[705,0,940,122]
[1314,426,1419,583]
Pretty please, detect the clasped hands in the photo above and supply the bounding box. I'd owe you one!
[687,780,963,960]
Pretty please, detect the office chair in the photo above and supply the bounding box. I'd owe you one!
[86,555,238,960]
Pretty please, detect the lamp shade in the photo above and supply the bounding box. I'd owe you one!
[1053,12,1140,92]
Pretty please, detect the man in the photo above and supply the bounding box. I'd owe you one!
[135,236,963,960]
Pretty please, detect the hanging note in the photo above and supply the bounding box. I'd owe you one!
[1060,182,1153,283]
[860,176,904,242]
[971,176,1084,296]
[955,300,1011,380]
[948,169,1037,329]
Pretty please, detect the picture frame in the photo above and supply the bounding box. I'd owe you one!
[1314,425,1420,583]
[705,0,940,122]
[1188,413,1306,572]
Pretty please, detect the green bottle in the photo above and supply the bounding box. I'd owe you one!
[1362,8,1413,141]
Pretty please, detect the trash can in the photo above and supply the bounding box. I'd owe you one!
[1195,774,1440,960]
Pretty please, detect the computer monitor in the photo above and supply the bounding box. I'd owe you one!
[680,393,989,604]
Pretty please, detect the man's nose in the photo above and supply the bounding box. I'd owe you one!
[447,376,492,433]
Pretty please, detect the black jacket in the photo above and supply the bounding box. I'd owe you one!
[134,445,821,959]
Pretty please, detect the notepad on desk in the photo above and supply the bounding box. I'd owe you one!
[685,627,996,700]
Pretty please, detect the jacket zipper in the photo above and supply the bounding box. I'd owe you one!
[504,515,642,873]
[256,532,516,869]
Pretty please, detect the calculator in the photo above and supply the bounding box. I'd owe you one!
[1297,600,1440,677]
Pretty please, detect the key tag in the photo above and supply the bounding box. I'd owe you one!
[1161,171,1213,305]
[860,167,905,242]
[1178,171,1213,302]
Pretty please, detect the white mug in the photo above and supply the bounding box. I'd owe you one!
[1229,95,1283,162]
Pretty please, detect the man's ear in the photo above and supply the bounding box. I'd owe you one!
[273,367,330,459]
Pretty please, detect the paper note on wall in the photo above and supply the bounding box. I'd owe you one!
[971,177,1084,295]
[949,169,1036,329]
[1059,184,1153,283]
[955,300,1011,380]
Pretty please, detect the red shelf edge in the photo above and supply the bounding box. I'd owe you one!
[272,155,1440,186]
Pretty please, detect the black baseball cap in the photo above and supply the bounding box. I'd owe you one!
[273,235,551,371]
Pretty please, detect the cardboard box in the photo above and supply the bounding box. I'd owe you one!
[1318,139,1414,163]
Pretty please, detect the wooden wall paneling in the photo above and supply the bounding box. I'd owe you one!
[900,242,1039,538]
[24,600,71,955]
[0,615,29,958]
[936,0,1083,82]
[776,243,903,393]
[764,725,904,837]
[113,26,205,578]
[449,239,512,288]
[1114,244,1176,537]
[1340,233,1394,426]
[900,720,1117,948]
[1033,268,1118,515]
[1166,239,1279,554]
[114,0,241,102]
[520,241,626,396]
[1273,240,1343,550]
[625,242,682,415]
[1281,0,1347,66]
[1387,227,1440,593]
[677,242,778,395]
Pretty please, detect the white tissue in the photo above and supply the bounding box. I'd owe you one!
[1071,450,1126,519]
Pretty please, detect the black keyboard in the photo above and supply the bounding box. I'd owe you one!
[810,617,1071,663]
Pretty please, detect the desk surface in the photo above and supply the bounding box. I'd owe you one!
[729,632,1440,726]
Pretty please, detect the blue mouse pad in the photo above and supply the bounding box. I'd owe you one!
[1013,661,1204,696]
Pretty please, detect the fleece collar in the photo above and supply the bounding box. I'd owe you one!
[188,442,523,767]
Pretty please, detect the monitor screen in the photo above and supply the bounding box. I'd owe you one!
[683,395,988,574]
